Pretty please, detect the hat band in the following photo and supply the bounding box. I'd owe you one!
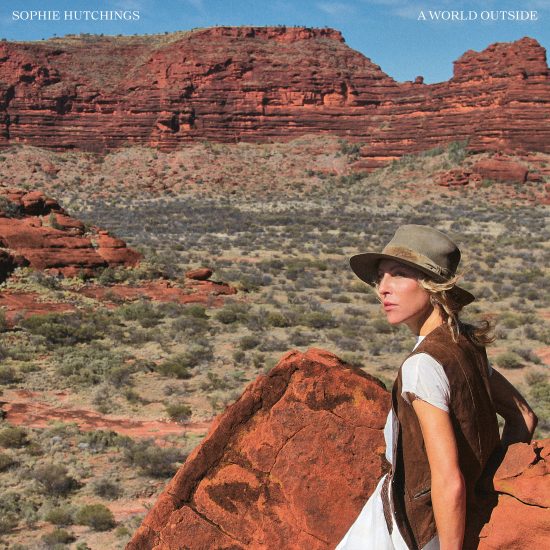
[383,245,452,278]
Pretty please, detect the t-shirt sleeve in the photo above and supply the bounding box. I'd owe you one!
[401,352,450,412]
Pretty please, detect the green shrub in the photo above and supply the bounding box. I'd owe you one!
[21,311,107,347]
[118,300,163,328]
[115,525,131,538]
[266,311,292,327]
[371,318,393,334]
[79,430,130,451]
[158,341,213,378]
[232,349,245,362]
[30,271,61,290]
[214,302,249,324]
[239,334,261,350]
[446,140,469,164]
[31,464,78,495]
[0,452,16,471]
[511,347,541,364]
[495,352,523,369]
[42,529,76,549]
[123,440,184,477]
[182,305,208,318]
[0,427,28,448]
[0,513,18,534]
[165,403,192,423]
[0,365,18,384]
[157,354,194,379]
[92,478,122,500]
[55,346,125,386]
[300,310,336,329]
[171,315,210,336]
[75,504,115,531]
[44,506,74,526]
[107,364,135,387]
[0,196,21,217]
[0,308,9,332]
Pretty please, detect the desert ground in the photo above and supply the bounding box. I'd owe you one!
[0,135,548,548]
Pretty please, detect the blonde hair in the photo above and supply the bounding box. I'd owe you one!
[418,274,494,346]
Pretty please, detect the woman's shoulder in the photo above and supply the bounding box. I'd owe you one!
[401,353,451,411]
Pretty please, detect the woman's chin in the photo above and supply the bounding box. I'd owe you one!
[384,314,403,325]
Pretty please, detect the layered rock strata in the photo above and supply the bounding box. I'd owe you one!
[0,188,141,278]
[0,29,548,169]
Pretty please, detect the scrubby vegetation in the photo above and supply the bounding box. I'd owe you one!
[0,136,548,546]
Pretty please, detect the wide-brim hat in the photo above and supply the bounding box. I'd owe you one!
[350,225,475,306]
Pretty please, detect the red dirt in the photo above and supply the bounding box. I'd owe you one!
[1,392,212,441]
[0,291,76,324]
[534,346,550,366]
[78,279,236,305]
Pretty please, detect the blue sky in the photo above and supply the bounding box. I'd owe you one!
[2,1,549,83]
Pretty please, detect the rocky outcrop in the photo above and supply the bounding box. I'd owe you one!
[436,154,542,186]
[127,348,391,549]
[478,440,550,548]
[0,29,548,168]
[0,189,141,278]
[437,168,480,187]
[128,348,550,550]
[472,157,529,183]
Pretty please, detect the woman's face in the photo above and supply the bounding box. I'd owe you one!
[377,259,433,332]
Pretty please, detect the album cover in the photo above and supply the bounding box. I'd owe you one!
[0,2,548,548]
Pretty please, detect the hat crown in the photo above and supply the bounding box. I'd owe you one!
[349,224,475,305]
[383,225,461,278]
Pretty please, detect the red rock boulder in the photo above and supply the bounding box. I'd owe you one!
[185,267,213,281]
[473,157,529,183]
[479,440,550,548]
[127,348,391,550]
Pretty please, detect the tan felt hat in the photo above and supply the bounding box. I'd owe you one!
[349,224,475,305]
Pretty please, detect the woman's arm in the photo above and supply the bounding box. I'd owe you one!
[412,398,465,550]
[489,368,538,447]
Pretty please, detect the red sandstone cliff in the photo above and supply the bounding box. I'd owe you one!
[127,348,550,549]
[0,28,548,169]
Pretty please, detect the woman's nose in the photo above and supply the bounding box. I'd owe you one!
[378,273,391,295]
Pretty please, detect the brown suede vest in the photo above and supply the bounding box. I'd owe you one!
[382,325,500,550]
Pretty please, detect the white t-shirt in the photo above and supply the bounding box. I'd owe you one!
[384,335,493,464]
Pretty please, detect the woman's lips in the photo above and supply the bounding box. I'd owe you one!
[383,303,397,311]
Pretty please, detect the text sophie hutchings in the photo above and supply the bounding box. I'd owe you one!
[12,10,140,22]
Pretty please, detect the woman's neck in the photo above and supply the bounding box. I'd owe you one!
[408,306,445,336]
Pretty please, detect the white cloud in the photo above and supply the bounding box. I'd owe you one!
[184,0,206,11]
[393,4,426,20]
[525,0,550,10]
[317,2,357,16]
[114,0,145,10]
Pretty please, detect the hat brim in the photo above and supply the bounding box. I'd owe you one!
[350,252,475,306]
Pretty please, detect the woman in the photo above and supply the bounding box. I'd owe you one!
[336,225,537,550]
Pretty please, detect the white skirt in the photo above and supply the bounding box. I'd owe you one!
[335,475,440,550]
